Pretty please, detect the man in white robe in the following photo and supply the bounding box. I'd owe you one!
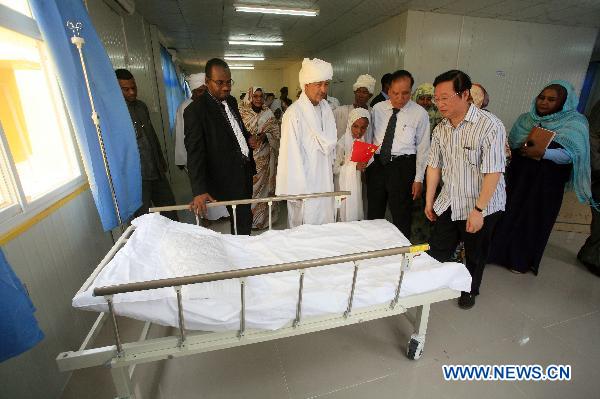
[333,74,375,140]
[174,73,228,220]
[276,58,338,228]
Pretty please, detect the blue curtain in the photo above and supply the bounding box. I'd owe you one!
[159,46,187,135]
[29,0,141,231]
[0,250,44,362]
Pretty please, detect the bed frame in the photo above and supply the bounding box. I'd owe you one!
[56,192,460,399]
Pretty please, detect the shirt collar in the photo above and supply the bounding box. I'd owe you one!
[440,103,481,127]
[382,99,413,112]
[382,91,389,100]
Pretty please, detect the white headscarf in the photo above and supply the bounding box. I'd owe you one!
[299,58,333,89]
[352,74,376,94]
[342,107,371,159]
[188,73,206,90]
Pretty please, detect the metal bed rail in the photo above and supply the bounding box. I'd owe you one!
[57,191,456,398]
[149,191,351,233]
[95,243,428,355]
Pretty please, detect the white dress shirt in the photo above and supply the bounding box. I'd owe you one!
[222,100,250,157]
[371,99,430,182]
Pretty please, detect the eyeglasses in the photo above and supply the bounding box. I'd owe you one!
[209,79,235,87]
[432,92,460,105]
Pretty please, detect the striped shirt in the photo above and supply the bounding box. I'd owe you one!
[427,105,506,221]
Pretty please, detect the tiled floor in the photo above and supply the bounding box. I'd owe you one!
[61,213,600,399]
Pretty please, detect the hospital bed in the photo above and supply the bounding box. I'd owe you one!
[56,192,470,399]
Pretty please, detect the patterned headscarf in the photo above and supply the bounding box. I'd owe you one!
[412,83,442,133]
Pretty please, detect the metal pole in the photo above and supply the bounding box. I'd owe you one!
[390,254,410,309]
[293,271,305,328]
[344,262,359,318]
[66,21,124,231]
[105,296,123,356]
[175,286,186,347]
[238,278,246,338]
[268,201,273,230]
[232,204,238,235]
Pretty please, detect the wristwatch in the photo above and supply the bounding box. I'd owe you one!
[474,205,484,213]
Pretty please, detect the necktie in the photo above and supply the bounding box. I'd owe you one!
[379,108,400,165]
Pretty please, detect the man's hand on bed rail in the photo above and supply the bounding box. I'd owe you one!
[190,193,216,217]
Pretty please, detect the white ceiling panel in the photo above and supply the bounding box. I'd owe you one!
[135,0,600,72]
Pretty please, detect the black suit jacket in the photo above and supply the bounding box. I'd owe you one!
[184,91,256,200]
[370,92,386,108]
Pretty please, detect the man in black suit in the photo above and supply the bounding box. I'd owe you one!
[370,73,393,107]
[184,58,257,235]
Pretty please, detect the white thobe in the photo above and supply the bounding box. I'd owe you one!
[333,133,364,222]
[276,92,337,228]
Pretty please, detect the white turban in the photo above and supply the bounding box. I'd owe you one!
[352,74,376,94]
[188,73,206,90]
[299,58,333,89]
[347,107,370,128]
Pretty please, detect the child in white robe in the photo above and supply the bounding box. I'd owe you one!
[334,107,371,222]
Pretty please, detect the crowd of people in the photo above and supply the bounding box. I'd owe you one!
[115,56,599,312]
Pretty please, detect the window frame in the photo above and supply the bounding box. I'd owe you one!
[0,3,86,235]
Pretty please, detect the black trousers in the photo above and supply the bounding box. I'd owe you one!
[366,154,416,237]
[226,161,254,235]
[428,209,502,295]
[136,176,178,221]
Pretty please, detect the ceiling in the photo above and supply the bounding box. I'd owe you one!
[135,0,600,72]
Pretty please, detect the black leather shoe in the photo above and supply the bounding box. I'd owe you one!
[458,292,475,309]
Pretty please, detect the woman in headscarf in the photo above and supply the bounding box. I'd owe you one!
[333,107,370,222]
[239,86,281,229]
[412,83,443,134]
[410,83,442,243]
[488,80,593,275]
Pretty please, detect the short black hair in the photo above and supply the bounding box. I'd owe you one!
[266,93,275,99]
[381,73,393,87]
[433,70,472,93]
[115,69,134,80]
[390,70,414,88]
[280,86,288,93]
[205,58,229,78]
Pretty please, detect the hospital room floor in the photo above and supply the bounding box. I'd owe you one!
[61,207,600,399]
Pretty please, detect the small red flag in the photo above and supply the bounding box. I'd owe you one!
[350,141,379,163]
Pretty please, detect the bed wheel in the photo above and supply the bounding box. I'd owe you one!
[406,334,425,360]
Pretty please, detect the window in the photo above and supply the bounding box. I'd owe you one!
[0,2,83,228]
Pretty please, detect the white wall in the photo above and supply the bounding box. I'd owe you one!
[316,12,408,105]
[405,10,597,129]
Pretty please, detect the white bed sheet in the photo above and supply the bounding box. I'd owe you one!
[73,214,471,331]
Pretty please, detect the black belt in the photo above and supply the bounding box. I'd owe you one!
[375,153,415,163]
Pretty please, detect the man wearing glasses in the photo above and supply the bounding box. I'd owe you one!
[425,70,506,310]
[184,58,258,235]
[367,69,430,238]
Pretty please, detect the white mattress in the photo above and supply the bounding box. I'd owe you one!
[73,214,471,331]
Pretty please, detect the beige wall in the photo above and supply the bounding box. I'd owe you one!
[0,190,113,398]
[229,68,284,100]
